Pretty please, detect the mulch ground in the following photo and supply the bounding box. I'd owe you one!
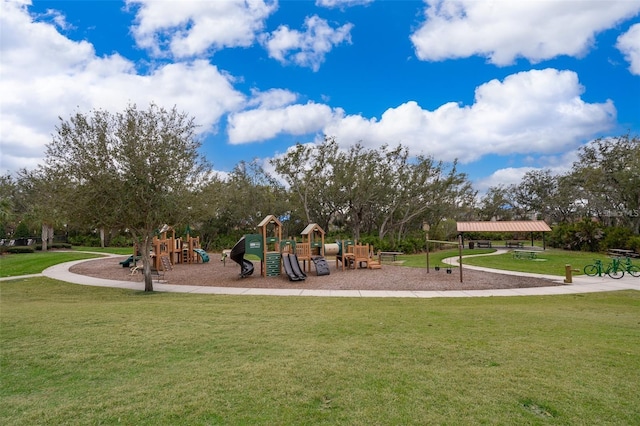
[69,254,562,291]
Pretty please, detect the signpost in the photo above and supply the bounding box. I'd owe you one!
[422,223,430,273]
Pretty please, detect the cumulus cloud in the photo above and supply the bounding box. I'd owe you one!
[474,167,536,194]
[246,88,299,109]
[617,23,640,75]
[127,0,277,58]
[227,102,340,144]
[0,1,245,174]
[411,0,640,65]
[322,69,616,163]
[262,15,353,71]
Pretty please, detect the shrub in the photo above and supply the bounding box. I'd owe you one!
[600,226,633,251]
[628,236,640,252]
[14,221,30,239]
[109,235,132,247]
[68,235,101,247]
[7,246,35,254]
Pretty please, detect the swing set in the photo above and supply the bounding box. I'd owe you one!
[424,226,464,283]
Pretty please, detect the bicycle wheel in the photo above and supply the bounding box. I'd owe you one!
[627,265,640,278]
[606,266,624,279]
[583,265,599,276]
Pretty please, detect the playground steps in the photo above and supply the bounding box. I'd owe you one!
[367,259,382,269]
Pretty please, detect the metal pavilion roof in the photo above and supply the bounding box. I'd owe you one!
[456,220,552,233]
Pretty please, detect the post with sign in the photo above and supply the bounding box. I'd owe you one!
[423,222,430,273]
[458,234,463,283]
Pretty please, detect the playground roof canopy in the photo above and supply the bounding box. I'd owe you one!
[457,220,551,233]
[301,223,325,236]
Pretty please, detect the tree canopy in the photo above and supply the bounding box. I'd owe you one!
[44,103,211,291]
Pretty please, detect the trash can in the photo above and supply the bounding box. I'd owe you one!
[469,241,475,249]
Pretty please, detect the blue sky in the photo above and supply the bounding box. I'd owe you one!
[1,0,639,193]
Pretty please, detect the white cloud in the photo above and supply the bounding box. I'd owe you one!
[411,0,640,65]
[262,15,353,71]
[617,23,640,75]
[473,149,578,193]
[127,0,277,58]
[474,167,536,194]
[322,69,616,163]
[247,88,299,109]
[0,1,245,175]
[316,0,374,8]
[227,102,339,144]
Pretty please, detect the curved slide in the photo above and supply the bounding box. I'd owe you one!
[282,253,306,281]
[230,236,255,278]
[193,248,210,263]
[311,256,330,276]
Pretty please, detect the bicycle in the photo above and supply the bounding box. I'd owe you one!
[623,256,640,278]
[583,257,638,279]
[606,257,625,279]
[584,259,604,277]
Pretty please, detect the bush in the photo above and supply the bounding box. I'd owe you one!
[628,236,640,252]
[14,222,31,239]
[109,235,132,247]
[600,226,633,251]
[7,246,35,254]
[68,235,101,247]
[35,243,72,250]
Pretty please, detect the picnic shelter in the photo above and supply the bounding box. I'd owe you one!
[456,220,552,250]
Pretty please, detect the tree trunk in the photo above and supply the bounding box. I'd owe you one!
[47,225,54,248]
[41,223,49,251]
[141,235,154,292]
[100,227,105,248]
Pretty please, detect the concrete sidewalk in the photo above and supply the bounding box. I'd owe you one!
[4,255,628,298]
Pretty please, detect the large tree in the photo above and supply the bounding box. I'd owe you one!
[14,168,67,251]
[570,134,640,233]
[45,103,211,291]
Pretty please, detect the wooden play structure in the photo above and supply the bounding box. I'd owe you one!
[296,223,326,271]
[257,215,283,277]
[125,224,209,271]
[335,240,381,270]
[229,215,381,279]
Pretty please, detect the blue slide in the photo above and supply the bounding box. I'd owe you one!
[193,248,210,263]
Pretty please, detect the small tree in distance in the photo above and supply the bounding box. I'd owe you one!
[45,103,211,291]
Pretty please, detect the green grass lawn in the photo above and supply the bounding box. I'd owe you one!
[72,246,133,255]
[462,248,640,276]
[400,248,640,276]
[0,251,102,277]
[1,279,639,425]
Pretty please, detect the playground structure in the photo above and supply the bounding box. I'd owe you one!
[229,215,380,280]
[120,224,209,271]
[296,223,326,271]
[335,240,381,271]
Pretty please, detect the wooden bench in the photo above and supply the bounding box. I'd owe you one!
[476,241,492,248]
[512,250,538,260]
[506,241,523,248]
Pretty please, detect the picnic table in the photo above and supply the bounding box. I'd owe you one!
[506,241,524,248]
[475,241,492,248]
[512,249,538,260]
[378,251,404,262]
[608,248,639,258]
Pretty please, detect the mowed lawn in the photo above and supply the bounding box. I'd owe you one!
[1,278,639,425]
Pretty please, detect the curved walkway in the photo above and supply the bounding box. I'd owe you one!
[2,251,638,298]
